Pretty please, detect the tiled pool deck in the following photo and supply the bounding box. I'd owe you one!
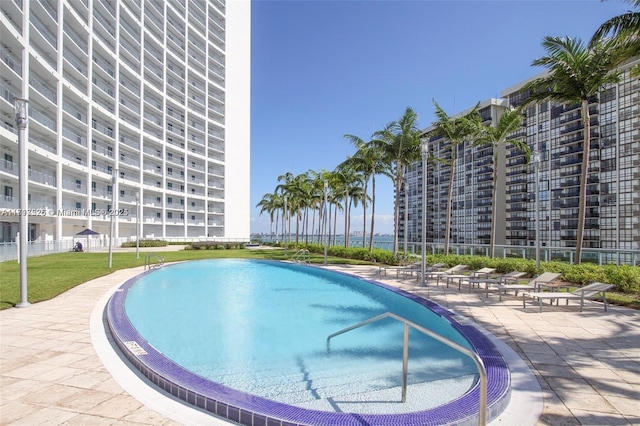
[1,261,639,425]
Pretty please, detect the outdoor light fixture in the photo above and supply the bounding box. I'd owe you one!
[421,139,429,289]
[15,98,30,308]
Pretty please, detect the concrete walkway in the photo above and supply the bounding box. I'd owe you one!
[1,263,639,425]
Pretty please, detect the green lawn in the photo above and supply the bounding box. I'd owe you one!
[0,249,368,310]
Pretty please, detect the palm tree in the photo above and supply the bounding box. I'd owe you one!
[256,192,282,241]
[590,0,640,74]
[331,164,363,247]
[474,107,530,258]
[431,101,483,255]
[372,107,422,256]
[276,172,296,243]
[521,36,622,264]
[341,135,387,251]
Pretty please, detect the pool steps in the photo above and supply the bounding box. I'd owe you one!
[196,358,477,406]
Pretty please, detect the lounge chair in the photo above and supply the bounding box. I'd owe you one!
[470,267,496,278]
[423,264,468,285]
[399,262,446,279]
[454,267,498,292]
[497,271,527,284]
[488,272,561,300]
[378,261,421,277]
[522,282,616,312]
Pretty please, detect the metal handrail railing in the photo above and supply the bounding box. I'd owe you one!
[326,311,487,425]
[144,253,165,270]
[291,249,310,264]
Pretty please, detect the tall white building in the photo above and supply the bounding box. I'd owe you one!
[0,0,250,245]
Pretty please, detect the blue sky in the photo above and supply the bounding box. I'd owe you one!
[249,0,631,235]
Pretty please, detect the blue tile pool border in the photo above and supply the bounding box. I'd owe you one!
[106,260,511,426]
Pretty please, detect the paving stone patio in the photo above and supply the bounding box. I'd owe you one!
[1,262,638,425]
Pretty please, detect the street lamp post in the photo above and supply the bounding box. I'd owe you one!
[323,180,328,265]
[421,139,429,288]
[15,98,30,308]
[403,181,408,254]
[533,151,541,270]
[135,192,140,259]
[108,169,117,268]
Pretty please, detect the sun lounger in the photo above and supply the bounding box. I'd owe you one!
[488,272,561,300]
[444,267,496,289]
[496,271,527,284]
[423,264,468,285]
[522,282,616,312]
[470,267,496,278]
[454,267,498,292]
[400,262,447,279]
[378,261,421,276]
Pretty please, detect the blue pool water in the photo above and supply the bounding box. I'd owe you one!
[109,259,510,425]
[125,260,476,406]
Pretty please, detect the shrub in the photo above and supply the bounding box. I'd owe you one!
[188,241,247,250]
[121,239,168,248]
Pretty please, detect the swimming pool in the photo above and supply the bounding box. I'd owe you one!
[107,259,511,425]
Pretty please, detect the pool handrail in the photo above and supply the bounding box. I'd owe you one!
[326,311,487,426]
[144,253,165,270]
[290,249,310,264]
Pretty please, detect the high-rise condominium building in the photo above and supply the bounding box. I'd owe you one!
[0,0,250,245]
[402,58,639,265]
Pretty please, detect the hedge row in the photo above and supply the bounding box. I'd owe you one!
[185,241,247,250]
[120,239,169,248]
[272,242,640,294]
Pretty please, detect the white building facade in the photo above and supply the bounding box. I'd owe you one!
[0,0,251,246]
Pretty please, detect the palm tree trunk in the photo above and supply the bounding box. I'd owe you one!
[336,203,339,245]
[363,179,369,248]
[393,168,403,257]
[369,175,376,251]
[444,157,456,255]
[295,211,299,244]
[574,99,591,264]
[344,192,350,248]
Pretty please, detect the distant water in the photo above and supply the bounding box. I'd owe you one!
[255,234,396,251]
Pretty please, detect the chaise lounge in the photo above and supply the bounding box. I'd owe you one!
[422,264,469,285]
[487,272,561,300]
[522,282,616,312]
